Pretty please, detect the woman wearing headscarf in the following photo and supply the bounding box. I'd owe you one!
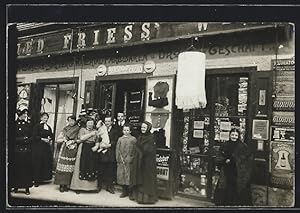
[70,118,99,193]
[213,128,253,206]
[54,115,81,192]
[131,121,158,204]
[10,107,33,195]
[31,112,54,187]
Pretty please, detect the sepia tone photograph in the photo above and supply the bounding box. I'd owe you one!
[6,5,296,210]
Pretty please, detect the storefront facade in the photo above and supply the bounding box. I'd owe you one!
[15,22,295,206]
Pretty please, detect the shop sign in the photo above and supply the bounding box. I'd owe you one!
[156,150,171,180]
[270,141,294,188]
[252,119,269,140]
[17,22,278,58]
[272,57,295,71]
[107,64,143,75]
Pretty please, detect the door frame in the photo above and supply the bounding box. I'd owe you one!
[95,73,151,118]
[35,77,79,139]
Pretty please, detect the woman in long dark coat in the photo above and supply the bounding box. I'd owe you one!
[31,112,54,186]
[131,121,158,204]
[10,108,33,195]
[54,115,80,192]
[213,128,253,206]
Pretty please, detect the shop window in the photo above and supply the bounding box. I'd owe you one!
[178,74,250,200]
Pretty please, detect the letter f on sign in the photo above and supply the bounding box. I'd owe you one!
[63,34,72,49]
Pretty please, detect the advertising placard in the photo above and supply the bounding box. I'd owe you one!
[252,119,269,140]
[156,150,171,180]
[270,141,294,189]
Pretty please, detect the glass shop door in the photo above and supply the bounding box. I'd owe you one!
[178,73,250,200]
[41,83,77,170]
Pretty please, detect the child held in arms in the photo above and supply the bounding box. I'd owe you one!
[91,119,111,153]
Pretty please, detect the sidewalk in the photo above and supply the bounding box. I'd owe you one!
[8,181,215,208]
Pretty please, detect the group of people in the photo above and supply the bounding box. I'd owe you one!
[10,109,158,205]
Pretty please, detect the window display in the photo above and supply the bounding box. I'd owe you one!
[178,74,249,199]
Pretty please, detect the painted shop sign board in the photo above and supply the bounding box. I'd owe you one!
[17,22,278,58]
[270,141,294,189]
[272,57,295,71]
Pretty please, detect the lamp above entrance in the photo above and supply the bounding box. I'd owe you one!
[176,51,207,110]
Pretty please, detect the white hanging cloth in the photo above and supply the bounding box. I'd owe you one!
[176,51,207,110]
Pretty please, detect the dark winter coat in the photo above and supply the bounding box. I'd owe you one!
[214,140,253,206]
[10,118,33,188]
[31,122,54,182]
[131,126,157,196]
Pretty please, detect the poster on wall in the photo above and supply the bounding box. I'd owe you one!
[145,112,171,149]
[271,127,295,142]
[252,119,269,140]
[146,76,174,113]
[270,141,294,189]
[272,111,295,126]
[156,150,171,181]
[145,75,174,149]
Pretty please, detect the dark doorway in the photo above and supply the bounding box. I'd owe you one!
[96,78,146,137]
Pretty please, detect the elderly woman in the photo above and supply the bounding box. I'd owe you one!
[131,121,158,204]
[70,118,99,193]
[54,115,81,192]
[10,107,33,195]
[31,112,54,187]
[213,128,253,206]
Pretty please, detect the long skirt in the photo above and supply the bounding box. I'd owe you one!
[54,143,77,185]
[132,185,158,204]
[79,143,98,181]
[70,143,98,191]
[31,141,53,182]
[11,147,33,188]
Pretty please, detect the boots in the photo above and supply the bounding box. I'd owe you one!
[59,185,64,192]
[25,188,30,195]
[119,185,128,198]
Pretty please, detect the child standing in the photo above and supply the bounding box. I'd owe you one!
[116,124,136,198]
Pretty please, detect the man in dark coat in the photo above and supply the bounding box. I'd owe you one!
[115,112,126,137]
[98,116,120,194]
